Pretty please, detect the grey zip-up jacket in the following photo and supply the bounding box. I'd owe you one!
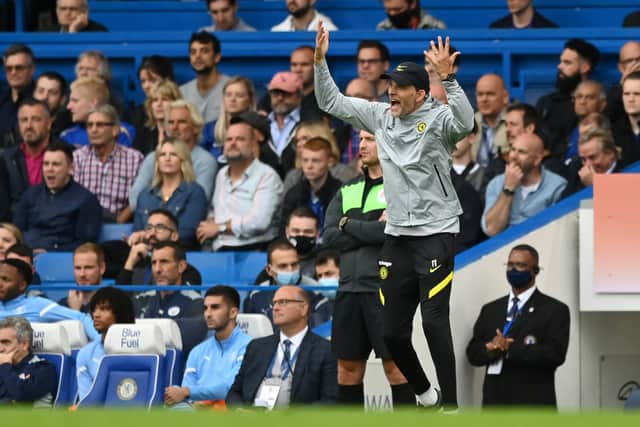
[314,60,474,236]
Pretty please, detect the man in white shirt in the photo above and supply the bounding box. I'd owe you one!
[271,0,338,32]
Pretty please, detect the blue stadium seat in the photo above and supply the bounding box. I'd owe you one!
[135,318,184,387]
[99,223,133,243]
[31,322,75,406]
[34,252,74,283]
[186,252,235,285]
[79,324,166,408]
[57,320,89,402]
[233,252,267,285]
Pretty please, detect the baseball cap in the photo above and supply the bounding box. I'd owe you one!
[2,258,33,285]
[268,71,303,93]
[380,62,429,92]
[229,111,271,142]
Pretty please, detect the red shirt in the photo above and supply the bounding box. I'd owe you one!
[20,143,45,186]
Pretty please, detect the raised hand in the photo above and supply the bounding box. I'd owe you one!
[314,20,329,63]
[424,36,460,80]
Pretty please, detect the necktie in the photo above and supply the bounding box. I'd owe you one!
[281,339,292,379]
[503,296,520,336]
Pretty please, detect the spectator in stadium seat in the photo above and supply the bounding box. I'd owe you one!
[202,76,256,162]
[76,286,134,401]
[472,73,510,170]
[227,284,337,407]
[130,55,175,130]
[623,11,640,27]
[180,31,231,124]
[0,316,57,407]
[73,105,143,223]
[244,240,331,330]
[313,250,339,300]
[134,242,202,320]
[133,80,182,156]
[1,44,36,149]
[280,137,342,234]
[1,99,53,217]
[283,121,357,197]
[606,41,640,125]
[562,80,607,162]
[466,244,569,408]
[0,258,99,341]
[377,0,445,30]
[4,243,41,287]
[482,133,566,237]
[74,50,128,118]
[489,0,557,29]
[129,100,217,209]
[58,243,105,314]
[55,0,107,33]
[356,40,390,103]
[197,121,283,251]
[536,39,600,163]
[33,72,70,138]
[612,71,640,166]
[562,127,621,198]
[0,224,22,260]
[118,209,201,286]
[200,0,256,32]
[164,285,252,407]
[258,46,323,125]
[133,138,207,249]
[271,0,337,32]
[61,77,135,148]
[14,141,102,252]
[449,125,486,252]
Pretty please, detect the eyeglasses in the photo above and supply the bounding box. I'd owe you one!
[144,223,175,233]
[357,59,383,66]
[271,299,305,307]
[4,65,29,73]
[86,121,115,129]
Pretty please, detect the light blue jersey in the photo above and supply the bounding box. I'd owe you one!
[76,339,105,401]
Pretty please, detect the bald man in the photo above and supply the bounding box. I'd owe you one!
[607,40,640,123]
[482,133,567,236]
[472,73,510,169]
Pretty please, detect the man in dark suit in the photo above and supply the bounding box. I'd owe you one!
[466,244,570,408]
[226,285,337,408]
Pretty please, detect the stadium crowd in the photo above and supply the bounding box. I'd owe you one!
[1,0,639,411]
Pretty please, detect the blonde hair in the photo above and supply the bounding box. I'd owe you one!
[579,127,621,160]
[74,242,105,266]
[70,77,110,105]
[144,80,182,128]
[152,137,196,188]
[0,223,23,246]
[214,77,257,145]
[164,100,204,142]
[294,121,340,168]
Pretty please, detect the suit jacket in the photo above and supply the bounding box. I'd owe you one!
[466,288,570,407]
[226,330,337,406]
[561,158,623,198]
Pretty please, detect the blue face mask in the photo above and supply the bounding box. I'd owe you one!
[506,269,533,289]
[276,270,300,286]
[318,277,339,299]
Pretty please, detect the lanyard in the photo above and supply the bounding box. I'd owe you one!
[267,342,302,380]
[502,306,521,336]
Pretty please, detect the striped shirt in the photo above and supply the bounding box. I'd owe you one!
[73,144,144,215]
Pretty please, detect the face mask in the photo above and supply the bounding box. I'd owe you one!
[388,8,416,28]
[276,269,300,286]
[288,235,316,256]
[506,269,533,289]
[318,277,339,299]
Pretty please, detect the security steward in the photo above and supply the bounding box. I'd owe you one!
[324,129,414,407]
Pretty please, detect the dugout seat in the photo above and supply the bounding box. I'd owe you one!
[31,322,75,406]
[135,318,184,386]
[78,324,166,408]
[236,313,273,338]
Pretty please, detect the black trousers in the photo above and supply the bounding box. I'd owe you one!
[378,233,457,407]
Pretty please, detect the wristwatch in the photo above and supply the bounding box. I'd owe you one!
[441,73,457,82]
[502,187,515,196]
[338,216,349,231]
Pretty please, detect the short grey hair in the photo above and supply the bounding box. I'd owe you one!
[76,50,112,82]
[87,104,121,128]
[0,316,33,346]
[164,100,204,141]
[57,0,89,11]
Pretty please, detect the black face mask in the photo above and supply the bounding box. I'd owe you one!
[288,235,316,256]
[388,8,417,28]
[555,71,582,95]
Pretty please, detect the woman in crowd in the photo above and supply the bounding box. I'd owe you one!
[133,138,208,248]
[129,55,175,129]
[0,223,23,260]
[282,121,358,195]
[133,80,182,155]
[201,76,256,162]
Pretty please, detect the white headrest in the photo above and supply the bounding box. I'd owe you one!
[135,318,183,351]
[104,324,166,356]
[236,313,273,338]
[57,320,88,349]
[31,323,71,355]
